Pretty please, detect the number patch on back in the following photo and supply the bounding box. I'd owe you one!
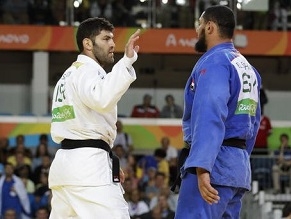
[232,56,259,116]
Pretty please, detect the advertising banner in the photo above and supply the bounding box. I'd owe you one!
[0,25,290,55]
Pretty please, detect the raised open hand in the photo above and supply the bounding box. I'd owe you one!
[125,29,140,58]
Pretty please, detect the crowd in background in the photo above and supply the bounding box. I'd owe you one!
[0,90,290,218]
[0,0,291,30]
[0,128,181,218]
[129,93,183,118]
[0,134,52,219]
[250,88,291,197]
[0,0,291,215]
[0,93,183,218]
[1,121,290,219]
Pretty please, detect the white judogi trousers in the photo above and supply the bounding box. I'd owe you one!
[50,184,129,219]
[49,148,130,219]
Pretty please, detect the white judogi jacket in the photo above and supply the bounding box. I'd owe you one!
[49,53,137,188]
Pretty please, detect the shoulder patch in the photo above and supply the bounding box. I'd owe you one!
[72,62,84,69]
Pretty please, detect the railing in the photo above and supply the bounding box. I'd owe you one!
[241,154,291,218]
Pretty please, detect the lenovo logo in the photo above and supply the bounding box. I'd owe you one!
[0,34,29,44]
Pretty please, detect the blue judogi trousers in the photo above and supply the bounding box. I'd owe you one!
[175,172,247,219]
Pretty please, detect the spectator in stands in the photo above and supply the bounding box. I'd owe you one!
[51,0,66,25]
[157,0,179,28]
[34,172,50,212]
[124,165,139,191]
[114,120,134,154]
[151,206,163,219]
[32,143,50,171]
[38,134,48,147]
[89,0,113,21]
[144,172,166,205]
[0,137,9,163]
[35,206,50,219]
[159,137,178,163]
[154,148,170,186]
[2,0,29,24]
[112,0,136,27]
[260,85,268,115]
[149,185,177,213]
[128,189,150,218]
[32,133,57,170]
[138,153,158,173]
[32,154,51,185]
[15,135,25,146]
[7,150,32,170]
[126,153,138,172]
[138,154,158,189]
[150,194,175,219]
[252,10,269,30]
[253,111,272,155]
[16,164,35,194]
[138,166,157,194]
[131,94,160,118]
[16,164,35,216]
[159,136,178,186]
[121,154,140,200]
[113,144,128,169]
[40,189,52,212]
[28,0,54,25]
[270,0,288,31]
[33,190,52,218]
[122,178,134,202]
[8,134,32,159]
[160,94,183,118]
[123,153,141,188]
[272,133,291,193]
[37,133,56,156]
[0,162,31,218]
[3,209,17,219]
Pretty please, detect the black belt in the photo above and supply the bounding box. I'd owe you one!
[170,146,190,192]
[170,138,246,192]
[222,138,246,149]
[61,139,120,183]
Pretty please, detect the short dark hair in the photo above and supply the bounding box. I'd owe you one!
[155,171,166,178]
[280,133,289,140]
[165,94,174,101]
[76,17,114,52]
[4,162,14,168]
[202,5,235,39]
[154,148,167,158]
[39,134,48,141]
[36,206,50,213]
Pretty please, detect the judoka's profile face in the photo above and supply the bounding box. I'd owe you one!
[91,30,115,66]
[195,13,207,53]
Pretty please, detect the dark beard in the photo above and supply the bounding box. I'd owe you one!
[195,29,207,53]
[92,41,114,67]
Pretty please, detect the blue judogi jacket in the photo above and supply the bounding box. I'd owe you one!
[182,42,261,190]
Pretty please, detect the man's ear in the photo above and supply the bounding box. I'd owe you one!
[83,38,93,51]
[206,21,215,34]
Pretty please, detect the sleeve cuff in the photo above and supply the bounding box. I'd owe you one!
[123,51,138,69]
